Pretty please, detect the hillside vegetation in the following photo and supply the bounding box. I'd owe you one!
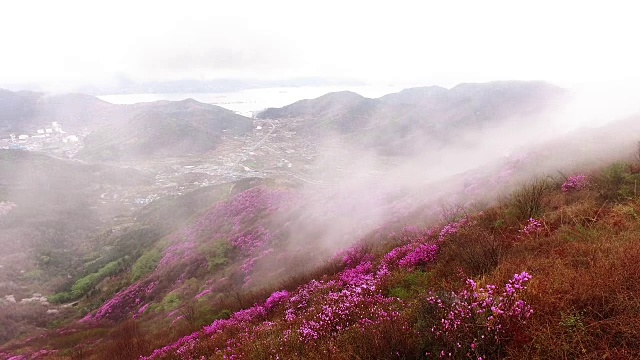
[3,151,640,359]
[1,83,639,360]
[0,89,255,160]
[79,99,253,161]
[258,82,565,154]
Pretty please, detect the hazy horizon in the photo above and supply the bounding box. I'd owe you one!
[2,1,640,93]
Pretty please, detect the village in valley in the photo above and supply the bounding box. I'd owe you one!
[0,116,324,213]
[0,122,86,158]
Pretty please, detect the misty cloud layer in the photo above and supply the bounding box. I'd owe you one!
[2,1,640,92]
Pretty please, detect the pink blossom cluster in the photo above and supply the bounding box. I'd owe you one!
[82,280,158,322]
[339,261,375,287]
[427,272,533,358]
[1,348,57,360]
[495,154,529,185]
[157,240,205,270]
[282,265,400,344]
[141,253,400,359]
[187,187,291,250]
[231,226,275,253]
[382,242,439,270]
[520,218,543,236]
[497,168,515,185]
[336,245,374,269]
[150,187,291,290]
[141,287,291,359]
[397,243,438,268]
[293,285,400,343]
[194,289,212,300]
[561,175,588,192]
[137,222,531,359]
[135,303,151,318]
[241,248,273,277]
[439,219,467,243]
[381,225,441,270]
[463,176,483,196]
[264,290,290,311]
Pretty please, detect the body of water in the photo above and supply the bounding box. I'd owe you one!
[98,85,405,117]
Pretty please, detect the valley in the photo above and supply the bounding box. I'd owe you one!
[1,82,640,359]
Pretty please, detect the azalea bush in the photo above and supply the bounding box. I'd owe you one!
[424,272,533,359]
[81,279,159,322]
[519,218,544,237]
[139,222,457,359]
[561,175,588,193]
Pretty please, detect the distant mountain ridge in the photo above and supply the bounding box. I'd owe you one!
[0,89,116,135]
[0,81,566,159]
[0,89,255,160]
[79,98,254,160]
[258,81,566,154]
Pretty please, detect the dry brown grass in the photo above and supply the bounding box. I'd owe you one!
[488,197,640,359]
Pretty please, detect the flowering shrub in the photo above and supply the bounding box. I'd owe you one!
[241,248,273,281]
[264,290,290,311]
[439,219,467,243]
[141,252,405,359]
[336,244,374,269]
[81,280,158,322]
[382,242,439,271]
[398,243,438,269]
[520,218,543,237]
[339,261,375,287]
[293,286,401,343]
[0,348,59,360]
[380,225,441,270]
[562,175,588,193]
[141,287,291,359]
[156,241,201,270]
[187,187,291,252]
[134,303,151,319]
[194,289,211,300]
[426,272,533,358]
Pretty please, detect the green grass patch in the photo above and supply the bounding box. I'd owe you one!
[131,248,163,281]
[49,259,124,304]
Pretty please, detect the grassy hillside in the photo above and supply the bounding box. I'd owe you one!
[0,150,153,344]
[3,147,640,358]
[1,84,639,360]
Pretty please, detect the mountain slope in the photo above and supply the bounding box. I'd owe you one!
[2,82,639,360]
[79,99,254,160]
[0,89,255,161]
[0,90,118,136]
[0,150,151,322]
[258,81,566,154]
[7,148,640,359]
[258,91,379,133]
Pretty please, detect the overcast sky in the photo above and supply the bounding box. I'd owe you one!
[1,0,639,92]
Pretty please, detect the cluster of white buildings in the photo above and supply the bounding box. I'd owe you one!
[10,122,71,141]
[2,122,82,155]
